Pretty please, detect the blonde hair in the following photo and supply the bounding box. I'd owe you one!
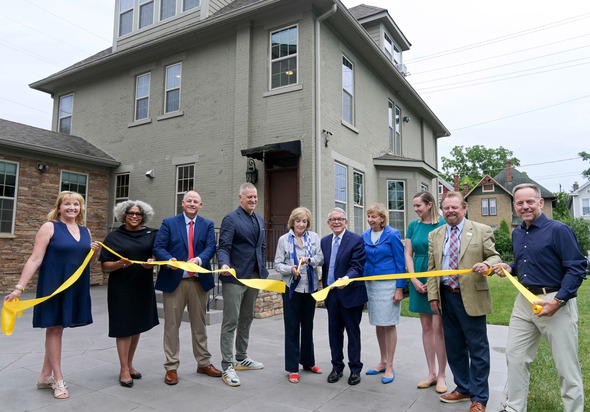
[47,191,85,225]
[287,207,312,230]
[367,203,388,228]
[413,191,441,224]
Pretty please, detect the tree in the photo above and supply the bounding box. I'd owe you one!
[553,190,590,256]
[493,219,513,262]
[440,145,520,187]
[580,151,590,180]
[553,191,570,221]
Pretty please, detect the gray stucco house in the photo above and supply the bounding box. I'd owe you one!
[30,0,449,243]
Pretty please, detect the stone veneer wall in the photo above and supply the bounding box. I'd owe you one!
[0,154,109,293]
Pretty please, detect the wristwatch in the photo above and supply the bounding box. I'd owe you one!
[554,298,567,308]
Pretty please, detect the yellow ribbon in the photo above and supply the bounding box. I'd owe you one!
[1,242,286,336]
[312,268,475,302]
[499,267,543,314]
[98,243,285,294]
[1,249,96,336]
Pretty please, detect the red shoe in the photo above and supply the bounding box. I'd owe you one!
[289,373,299,383]
[303,365,323,374]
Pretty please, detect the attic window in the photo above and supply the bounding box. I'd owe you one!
[482,183,494,192]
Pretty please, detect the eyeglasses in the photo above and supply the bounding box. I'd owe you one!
[328,218,346,222]
[126,212,143,217]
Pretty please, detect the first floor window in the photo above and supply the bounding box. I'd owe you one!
[61,171,88,199]
[582,198,590,215]
[270,25,298,89]
[135,73,151,120]
[0,160,18,233]
[353,171,364,234]
[176,164,194,214]
[165,63,181,113]
[334,163,347,211]
[421,184,428,192]
[114,173,130,224]
[59,94,73,134]
[387,180,405,238]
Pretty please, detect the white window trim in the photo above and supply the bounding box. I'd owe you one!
[353,170,364,234]
[269,24,299,90]
[334,162,347,212]
[482,183,495,192]
[175,164,195,213]
[0,160,19,235]
[387,179,406,238]
[58,94,74,134]
[135,72,151,121]
[60,170,89,224]
[164,62,182,114]
[342,55,354,126]
[482,198,489,216]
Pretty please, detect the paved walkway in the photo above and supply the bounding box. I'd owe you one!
[0,286,508,411]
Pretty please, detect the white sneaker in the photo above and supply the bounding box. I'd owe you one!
[222,366,241,387]
[234,357,264,370]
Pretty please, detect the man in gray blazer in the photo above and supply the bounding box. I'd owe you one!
[217,183,269,387]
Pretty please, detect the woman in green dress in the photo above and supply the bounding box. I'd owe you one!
[404,191,447,393]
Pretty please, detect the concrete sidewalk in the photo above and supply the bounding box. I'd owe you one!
[0,286,508,411]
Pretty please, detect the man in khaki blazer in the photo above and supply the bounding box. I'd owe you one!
[427,191,501,412]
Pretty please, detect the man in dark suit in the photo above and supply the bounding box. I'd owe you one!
[153,190,222,385]
[217,183,269,387]
[427,192,501,412]
[321,207,367,386]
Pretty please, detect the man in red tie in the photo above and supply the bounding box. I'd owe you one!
[153,190,222,385]
[427,192,501,412]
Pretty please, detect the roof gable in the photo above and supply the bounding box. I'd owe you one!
[493,168,556,199]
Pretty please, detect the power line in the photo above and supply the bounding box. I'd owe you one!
[406,12,590,63]
[410,33,590,75]
[23,0,110,42]
[0,38,63,66]
[450,94,590,131]
[0,97,51,115]
[417,59,590,94]
[417,56,590,91]
[411,44,590,85]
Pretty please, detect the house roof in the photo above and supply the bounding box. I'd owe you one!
[29,0,449,138]
[349,4,411,50]
[567,179,590,208]
[493,168,556,199]
[373,153,438,179]
[0,118,118,167]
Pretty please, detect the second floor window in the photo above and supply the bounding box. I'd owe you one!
[183,0,199,11]
[135,73,151,120]
[59,94,74,134]
[388,100,401,154]
[270,25,298,89]
[165,63,181,113]
[384,32,393,60]
[582,198,590,215]
[335,163,347,211]
[482,198,497,216]
[342,56,354,124]
[119,0,134,36]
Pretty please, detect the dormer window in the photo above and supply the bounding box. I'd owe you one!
[384,32,393,60]
[139,0,154,29]
[119,0,133,36]
[384,31,401,65]
[482,183,494,192]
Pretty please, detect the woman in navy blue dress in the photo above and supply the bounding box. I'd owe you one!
[4,191,101,399]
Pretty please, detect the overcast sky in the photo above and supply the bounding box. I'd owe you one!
[1,0,588,193]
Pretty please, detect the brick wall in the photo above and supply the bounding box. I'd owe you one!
[0,154,110,293]
[254,289,283,319]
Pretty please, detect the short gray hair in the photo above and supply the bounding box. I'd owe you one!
[114,200,155,224]
[328,207,347,221]
[239,182,256,195]
[512,183,541,199]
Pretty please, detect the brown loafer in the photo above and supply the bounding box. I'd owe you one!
[469,401,486,411]
[197,364,222,378]
[440,390,470,403]
[165,370,178,385]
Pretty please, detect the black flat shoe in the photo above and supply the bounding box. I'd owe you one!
[119,376,134,388]
[130,372,142,379]
[327,369,343,383]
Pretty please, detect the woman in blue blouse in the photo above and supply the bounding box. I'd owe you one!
[362,203,406,384]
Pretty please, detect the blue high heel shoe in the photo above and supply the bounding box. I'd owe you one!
[382,370,395,384]
[366,368,385,375]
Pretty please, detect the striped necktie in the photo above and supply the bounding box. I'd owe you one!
[448,226,460,289]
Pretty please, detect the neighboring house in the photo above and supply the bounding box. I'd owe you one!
[567,180,590,221]
[29,0,449,246]
[464,160,556,230]
[438,176,453,202]
[0,118,118,293]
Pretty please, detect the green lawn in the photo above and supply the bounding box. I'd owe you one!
[401,276,589,411]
